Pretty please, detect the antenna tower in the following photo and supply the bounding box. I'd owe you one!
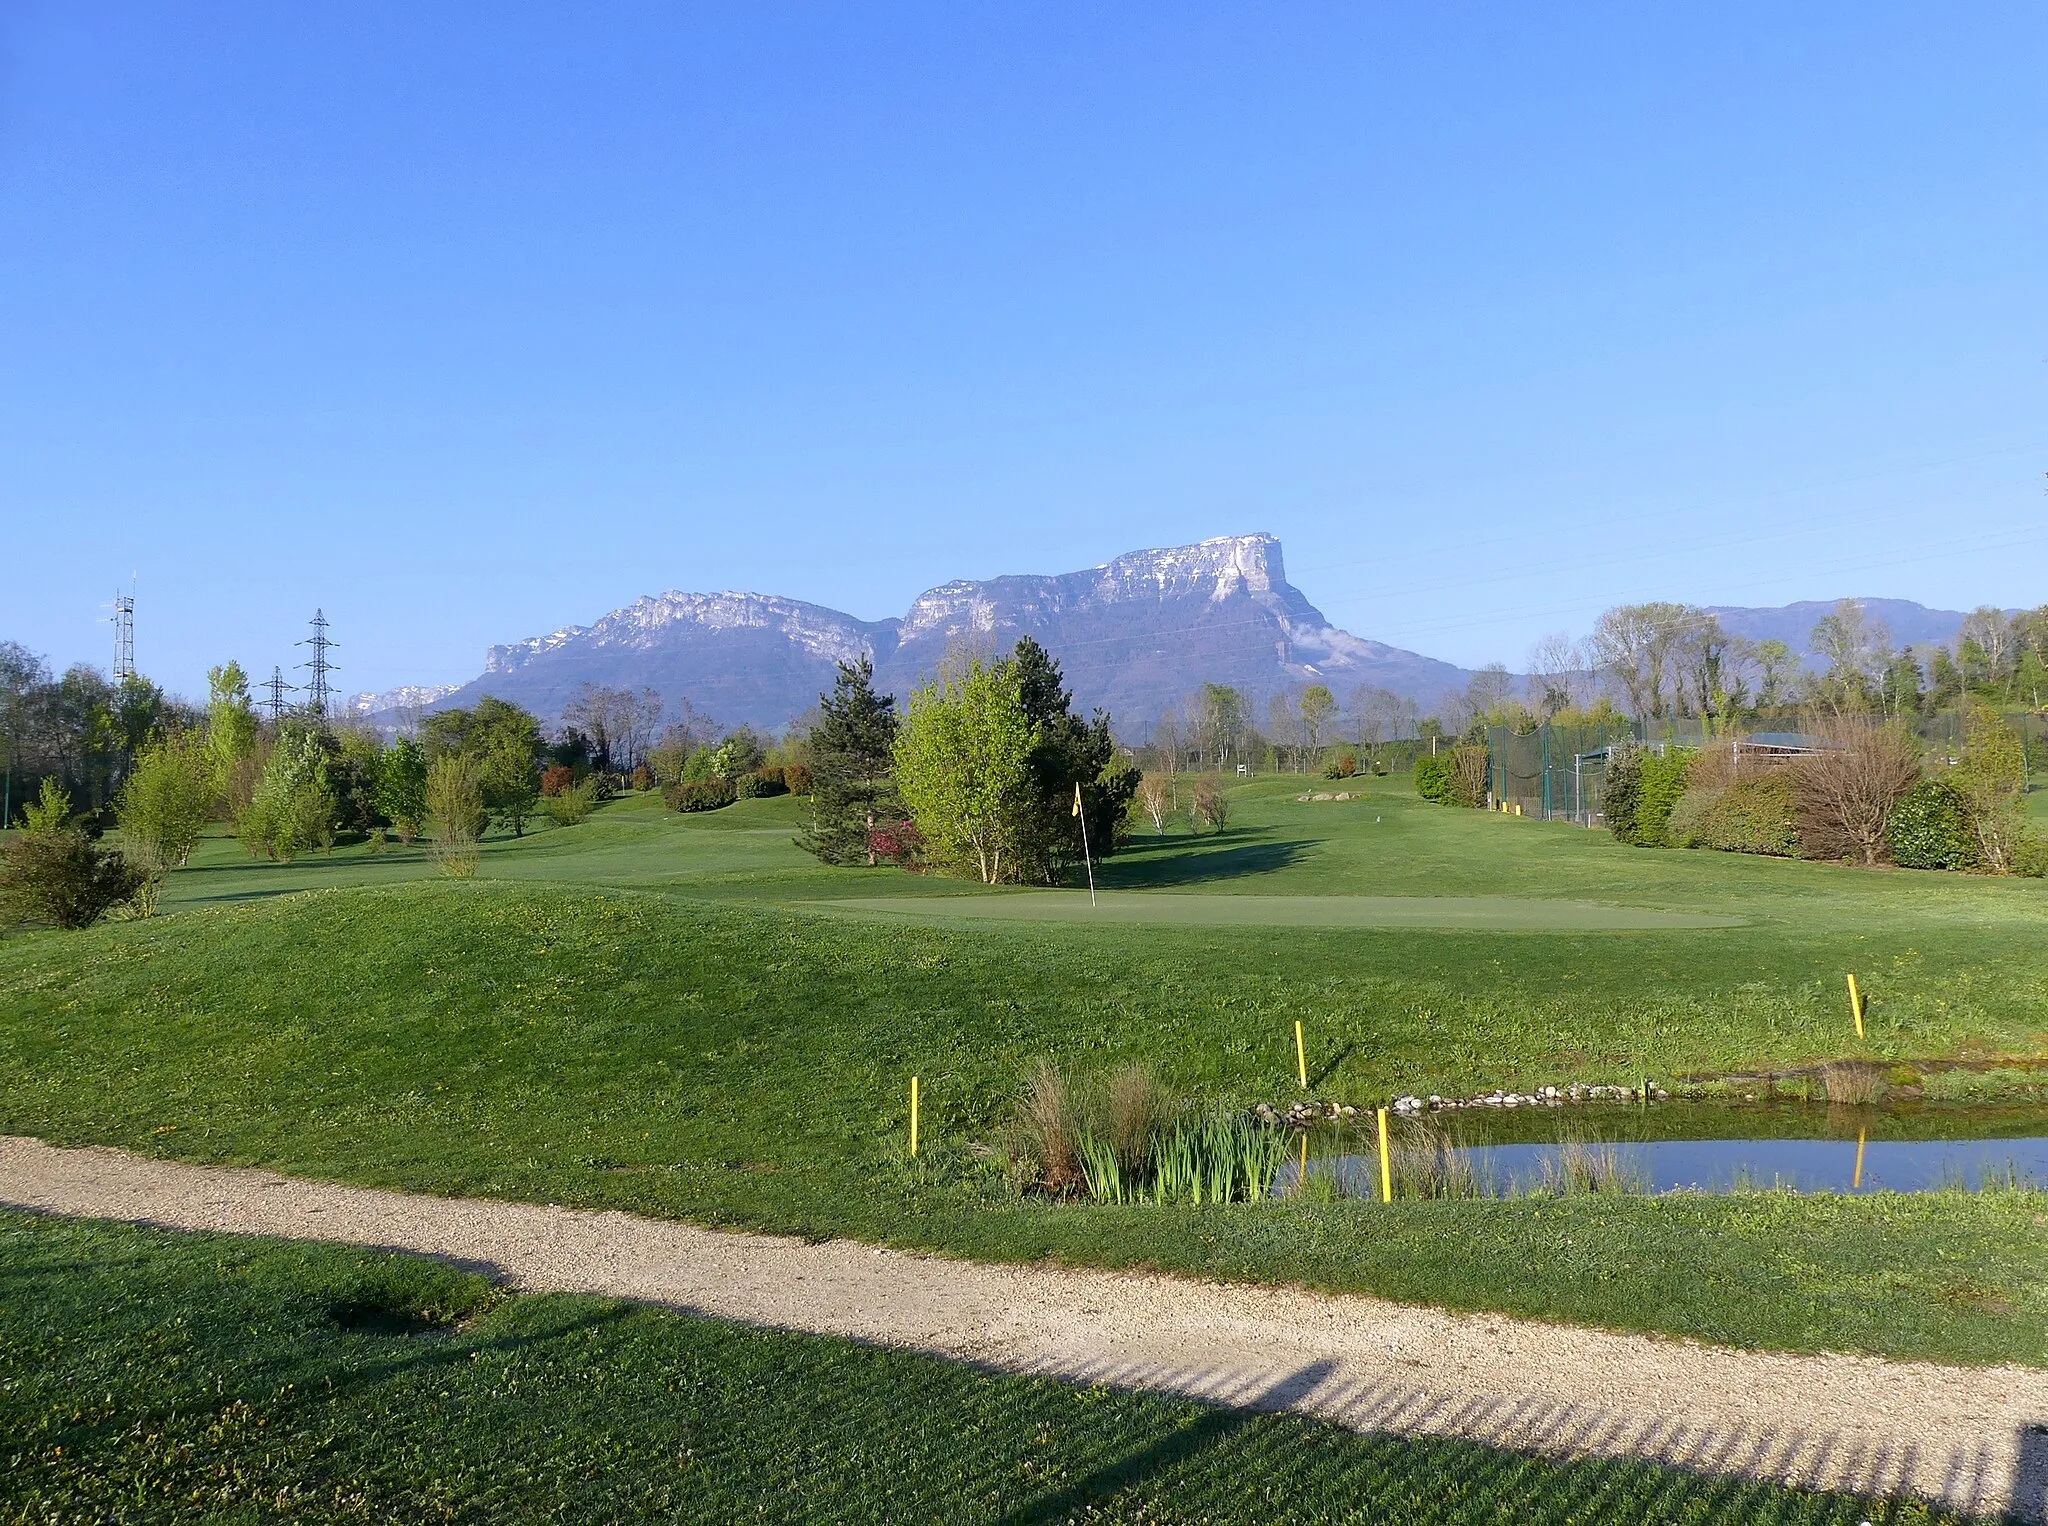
[295,609,339,719]
[262,666,296,722]
[109,591,136,681]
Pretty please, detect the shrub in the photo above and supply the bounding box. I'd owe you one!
[665,778,737,813]
[734,769,788,800]
[1663,786,1719,848]
[867,817,924,866]
[1413,752,1455,803]
[117,731,215,890]
[1698,771,1800,857]
[1451,744,1490,806]
[1191,776,1229,831]
[0,803,145,930]
[1887,779,1979,870]
[630,764,654,792]
[1632,748,1694,846]
[540,766,576,798]
[1792,722,1921,866]
[1602,742,1643,839]
[543,777,598,826]
[1321,754,1358,780]
[240,727,338,862]
[782,762,813,796]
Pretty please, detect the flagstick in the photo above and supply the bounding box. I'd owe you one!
[1075,783,1097,908]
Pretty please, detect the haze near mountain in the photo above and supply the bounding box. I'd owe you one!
[405,535,1473,736]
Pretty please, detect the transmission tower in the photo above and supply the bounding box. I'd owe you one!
[295,609,339,719]
[262,665,297,722]
[109,591,136,681]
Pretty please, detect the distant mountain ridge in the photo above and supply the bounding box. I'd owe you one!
[415,534,1474,736]
[392,544,2012,738]
[1706,598,1997,657]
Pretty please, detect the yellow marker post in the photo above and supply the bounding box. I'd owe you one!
[1298,1131,1308,1194]
[1853,1126,1866,1191]
[1294,1020,1308,1089]
[909,1076,920,1158]
[1376,1107,1393,1204]
[1846,973,1865,1040]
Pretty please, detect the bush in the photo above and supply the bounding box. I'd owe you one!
[665,778,737,813]
[1451,745,1490,806]
[734,769,788,800]
[1698,772,1800,857]
[1602,743,1642,839]
[1663,786,1719,848]
[782,762,813,796]
[867,817,924,866]
[0,825,145,929]
[630,764,654,793]
[1632,748,1694,846]
[542,777,598,826]
[1887,780,1979,870]
[540,766,576,798]
[1414,753,1455,803]
[1321,754,1358,780]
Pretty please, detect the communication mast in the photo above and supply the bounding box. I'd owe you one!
[262,666,296,722]
[109,590,136,681]
[295,609,339,719]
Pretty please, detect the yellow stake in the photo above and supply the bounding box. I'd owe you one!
[1846,973,1864,1040]
[1376,1107,1393,1204]
[1298,1131,1308,1194]
[909,1076,920,1158]
[1853,1125,1866,1191]
[1294,1020,1308,1089]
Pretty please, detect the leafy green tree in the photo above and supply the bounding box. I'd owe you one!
[116,731,215,912]
[1952,702,2031,872]
[1299,684,1336,757]
[239,725,337,862]
[377,738,429,842]
[894,656,1034,883]
[426,753,487,877]
[424,697,544,838]
[205,662,259,817]
[798,657,902,866]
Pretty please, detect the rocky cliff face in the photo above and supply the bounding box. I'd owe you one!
[413,534,1476,736]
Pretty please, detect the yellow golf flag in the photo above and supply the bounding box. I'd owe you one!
[1072,783,1083,816]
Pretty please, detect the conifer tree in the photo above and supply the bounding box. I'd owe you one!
[798,656,901,865]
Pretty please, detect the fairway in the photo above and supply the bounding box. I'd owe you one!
[806,891,1747,930]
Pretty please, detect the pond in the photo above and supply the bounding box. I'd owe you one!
[1287,1100,2048,1197]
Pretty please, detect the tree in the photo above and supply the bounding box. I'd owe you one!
[1299,684,1336,758]
[116,730,214,912]
[1951,702,2030,872]
[1190,775,1229,832]
[1193,684,1245,771]
[205,662,260,817]
[239,724,338,862]
[1007,637,1139,881]
[1807,601,1891,718]
[1136,772,1174,834]
[1791,720,1921,866]
[425,697,544,837]
[894,655,1034,883]
[798,656,902,866]
[0,781,143,929]
[1591,603,1694,719]
[377,737,429,842]
[427,753,487,878]
[1753,639,1797,710]
[1526,634,1588,720]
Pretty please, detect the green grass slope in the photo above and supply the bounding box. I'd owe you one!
[0,1212,1970,1525]
[6,782,2048,1362]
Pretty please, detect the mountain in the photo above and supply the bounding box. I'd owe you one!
[1706,599,1991,659]
[412,534,1478,737]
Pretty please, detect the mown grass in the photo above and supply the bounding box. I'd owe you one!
[0,1211,1975,1525]
[4,775,2046,1362]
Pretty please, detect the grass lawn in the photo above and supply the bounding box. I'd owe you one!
[4,775,2047,1363]
[0,1210,1970,1525]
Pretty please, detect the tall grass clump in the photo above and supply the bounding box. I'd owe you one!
[1821,1060,1885,1105]
[1390,1117,1489,1200]
[1540,1126,1645,1197]
[1148,1109,1288,1205]
[1010,1065,1283,1205]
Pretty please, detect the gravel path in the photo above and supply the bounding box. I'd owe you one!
[5,1134,2043,1521]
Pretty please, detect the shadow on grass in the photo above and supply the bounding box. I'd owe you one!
[1008,1360,1337,1522]
[1099,835,1315,889]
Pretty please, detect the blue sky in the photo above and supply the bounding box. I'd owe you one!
[3,3,2043,700]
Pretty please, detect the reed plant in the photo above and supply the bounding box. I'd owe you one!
[1541,1126,1646,1196]
[1389,1117,1490,1200]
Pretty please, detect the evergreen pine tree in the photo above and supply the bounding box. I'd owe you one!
[798,656,901,865]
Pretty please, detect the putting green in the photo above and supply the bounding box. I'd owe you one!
[801,893,1745,931]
